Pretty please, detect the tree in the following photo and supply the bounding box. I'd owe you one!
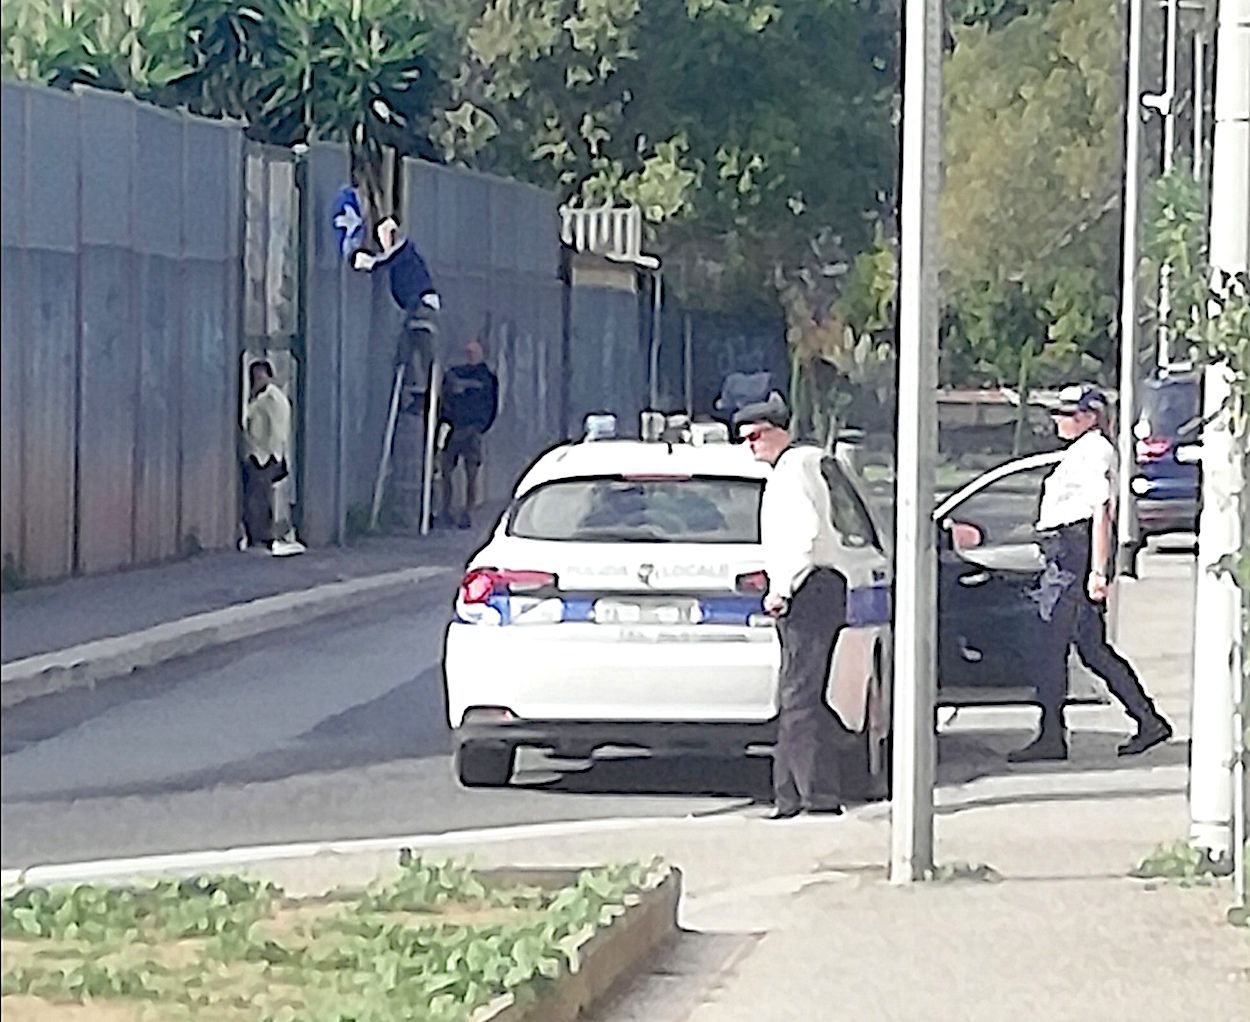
[181,0,441,217]
[437,0,898,306]
[419,0,904,427]
[940,0,1126,387]
[1,0,190,98]
[782,224,898,440]
[2,0,443,219]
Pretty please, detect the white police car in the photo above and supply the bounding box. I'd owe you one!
[443,414,894,793]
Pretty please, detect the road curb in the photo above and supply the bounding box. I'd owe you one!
[0,565,451,708]
[0,816,711,891]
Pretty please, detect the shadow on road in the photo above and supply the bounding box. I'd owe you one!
[507,728,1186,809]
[516,752,774,802]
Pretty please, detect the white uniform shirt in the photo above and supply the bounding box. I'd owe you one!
[244,383,292,465]
[760,445,840,602]
[1036,429,1116,530]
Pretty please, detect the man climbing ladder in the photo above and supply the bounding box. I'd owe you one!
[353,214,444,533]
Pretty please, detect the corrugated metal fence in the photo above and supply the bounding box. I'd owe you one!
[1,82,241,581]
[1,80,642,580]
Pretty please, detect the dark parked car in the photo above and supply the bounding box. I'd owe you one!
[931,452,1107,706]
[1131,370,1202,543]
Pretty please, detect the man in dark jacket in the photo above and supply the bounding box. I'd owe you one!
[438,339,499,529]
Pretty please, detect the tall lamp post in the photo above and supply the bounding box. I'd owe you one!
[1115,0,1147,581]
[889,0,943,885]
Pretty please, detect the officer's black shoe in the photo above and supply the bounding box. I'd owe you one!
[767,806,802,820]
[804,803,845,816]
[1007,732,1069,764]
[1118,716,1172,757]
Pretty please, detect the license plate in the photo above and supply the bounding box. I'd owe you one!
[618,628,745,643]
[593,599,702,625]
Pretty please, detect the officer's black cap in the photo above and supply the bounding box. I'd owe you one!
[733,392,791,430]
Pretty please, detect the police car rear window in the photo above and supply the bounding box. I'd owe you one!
[509,476,764,544]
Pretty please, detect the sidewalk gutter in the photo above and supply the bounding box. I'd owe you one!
[0,565,451,708]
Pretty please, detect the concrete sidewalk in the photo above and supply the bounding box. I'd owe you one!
[7,551,1243,1019]
[0,511,501,705]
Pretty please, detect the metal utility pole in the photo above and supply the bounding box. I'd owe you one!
[683,314,694,417]
[1189,0,1249,862]
[1194,31,1206,182]
[1115,0,1148,579]
[1154,0,1181,367]
[889,0,942,885]
[648,271,663,409]
[1163,0,1181,170]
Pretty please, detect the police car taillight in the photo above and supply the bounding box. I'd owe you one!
[459,568,557,604]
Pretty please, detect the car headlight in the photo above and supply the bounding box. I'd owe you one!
[1130,477,1152,496]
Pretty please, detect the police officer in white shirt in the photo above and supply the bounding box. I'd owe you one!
[736,394,847,818]
[1011,384,1171,763]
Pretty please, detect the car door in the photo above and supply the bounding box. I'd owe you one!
[931,453,1060,702]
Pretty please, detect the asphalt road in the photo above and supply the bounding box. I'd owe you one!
[0,588,774,868]
[0,486,1044,870]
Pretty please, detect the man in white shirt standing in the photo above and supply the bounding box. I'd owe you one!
[242,359,297,555]
[737,394,848,819]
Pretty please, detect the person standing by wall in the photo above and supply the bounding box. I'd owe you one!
[437,339,499,530]
[736,393,848,819]
[1010,384,1172,762]
[241,360,301,556]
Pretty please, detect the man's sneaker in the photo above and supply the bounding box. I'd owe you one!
[1007,732,1069,764]
[1118,716,1172,757]
[270,539,306,558]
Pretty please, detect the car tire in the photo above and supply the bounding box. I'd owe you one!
[454,742,516,788]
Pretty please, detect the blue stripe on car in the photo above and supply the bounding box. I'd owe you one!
[560,597,596,623]
[459,588,891,627]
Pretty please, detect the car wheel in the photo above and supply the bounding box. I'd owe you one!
[454,742,517,788]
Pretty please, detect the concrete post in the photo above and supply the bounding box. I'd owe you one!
[1189,0,1249,861]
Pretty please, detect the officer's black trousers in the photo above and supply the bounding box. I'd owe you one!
[774,568,848,812]
[1031,522,1157,731]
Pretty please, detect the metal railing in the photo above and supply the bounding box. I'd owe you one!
[560,204,647,264]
